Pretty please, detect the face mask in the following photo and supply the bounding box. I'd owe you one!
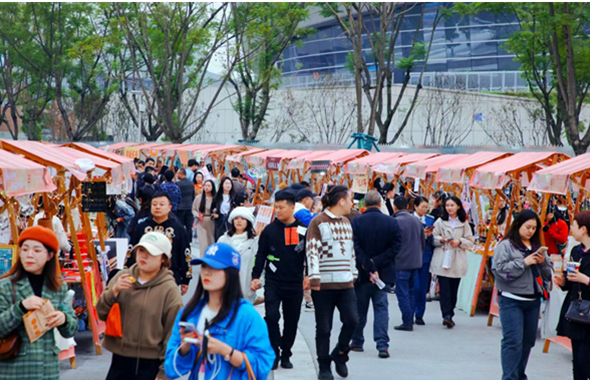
[557,206,567,211]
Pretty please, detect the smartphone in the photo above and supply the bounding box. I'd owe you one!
[537,246,548,255]
[178,321,197,333]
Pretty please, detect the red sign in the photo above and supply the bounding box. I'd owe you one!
[266,157,281,171]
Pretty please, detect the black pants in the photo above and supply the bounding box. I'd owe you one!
[311,288,359,367]
[438,276,461,319]
[176,209,194,235]
[214,213,229,241]
[264,282,303,359]
[572,339,590,380]
[105,353,161,380]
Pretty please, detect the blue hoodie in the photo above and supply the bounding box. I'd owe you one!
[294,202,316,226]
[165,299,275,380]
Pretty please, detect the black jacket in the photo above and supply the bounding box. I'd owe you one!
[393,210,425,270]
[177,178,195,211]
[127,216,192,285]
[252,218,306,287]
[385,198,395,216]
[557,244,590,342]
[351,208,401,284]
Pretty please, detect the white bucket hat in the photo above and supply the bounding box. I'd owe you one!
[228,207,256,225]
[133,231,172,258]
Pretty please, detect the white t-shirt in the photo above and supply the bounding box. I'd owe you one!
[220,194,231,215]
[197,304,219,380]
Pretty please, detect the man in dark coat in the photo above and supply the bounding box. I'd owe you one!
[350,190,401,358]
[176,168,196,235]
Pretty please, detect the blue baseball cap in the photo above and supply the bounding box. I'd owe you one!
[190,243,241,270]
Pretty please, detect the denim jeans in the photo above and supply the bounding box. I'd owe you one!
[498,295,541,380]
[350,282,390,351]
[396,269,419,326]
[311,288,359,367]
[414,262,431,319]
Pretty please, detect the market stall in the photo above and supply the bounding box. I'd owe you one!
[371,153,440,196]
[403,154,469,197]
[101,142,139,155]
[344,152,406,194]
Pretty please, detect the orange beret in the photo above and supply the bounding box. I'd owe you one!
[18,226,59,253]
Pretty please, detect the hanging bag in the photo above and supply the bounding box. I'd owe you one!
[0,283,22,360]
[566,289,590,325]
[105,302,123,338]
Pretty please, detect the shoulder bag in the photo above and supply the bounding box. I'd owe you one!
[566,288,590,325]
[0,283,22,360]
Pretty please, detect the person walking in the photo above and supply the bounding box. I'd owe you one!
[492,209,552,380]
[213,177,237,241]
[97,232,183,380]
[128,192,192,296]
[392,196,425,332]
[0,226,78,380]
[193,172,205,197]
[430,195,475,328]
[186,159,199,182]
[555,211,590,380]
[251,190,307,370]
[430,191,446,221]
[543,212,569,256]
[193,180,217,257]
[218,207,259,304]
[382,183,395,216]
[413,196,435,325]
[350,190,401,358]
[307,186,359,380]
[230,168,246,195]
[294,188,317,311]
[159,169,182,213]
[165,243,275,380]
[176,168,196,235]
[107,195,136,242]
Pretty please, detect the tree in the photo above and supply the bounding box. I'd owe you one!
[319,2,446,143]
[114,2,240,143]
[465,3,590,155]
[229,2,311,141]
[486,98,549,147]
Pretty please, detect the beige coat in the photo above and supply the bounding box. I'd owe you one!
[430,218,475,278]
[192,194,215,257]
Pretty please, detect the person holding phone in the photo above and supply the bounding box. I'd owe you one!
[492,210,553,380]
[165,243,275,380]
[413,196,435,325]
[430,196,475,328]
[555,211,590,380]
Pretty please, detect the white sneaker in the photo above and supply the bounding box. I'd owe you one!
[305,302,314,312]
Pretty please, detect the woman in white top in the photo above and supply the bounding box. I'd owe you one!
[217,207,259,304]
[212,177,236,241]
[431,195,475,328]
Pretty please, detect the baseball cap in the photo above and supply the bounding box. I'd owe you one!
[133,232,172,258]
[296,189,317,202]
[190,243,241,270]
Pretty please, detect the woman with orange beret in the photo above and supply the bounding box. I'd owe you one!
[0,226,78,380]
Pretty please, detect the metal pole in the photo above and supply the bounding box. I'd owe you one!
[138,96,142,143]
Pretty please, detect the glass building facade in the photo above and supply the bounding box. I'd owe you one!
[279,3,522,85]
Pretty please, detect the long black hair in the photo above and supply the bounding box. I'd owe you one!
[441,195,467,223]
[193,171,205,186]
[227,219,256,239]
[199,180,217,214]
[502,209,542,251]
[180,266,243,328]
[214,176,236,211]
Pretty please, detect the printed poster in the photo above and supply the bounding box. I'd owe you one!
[351,174,369,194]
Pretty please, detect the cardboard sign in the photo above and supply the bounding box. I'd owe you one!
[311,160,330,174]
[23,299,55,343]
[124,147,140,159]
[351,174,369,193]
[254,206,274,236]
[82,181,107,213]
[266,157,281,171]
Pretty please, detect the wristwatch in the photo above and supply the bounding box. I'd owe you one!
[224,347,235,362]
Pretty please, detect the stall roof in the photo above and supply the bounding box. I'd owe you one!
[101,142,139,152]
[345,152,406,175]
[470,152,567,190]
[1,140,87,181]
[404,154,469,180]
[372,153,439,176]
[0,149,56,196]
[287,151,334,170]
[226,147,268,163]
[311,149,368,165]
[528,152,590,194]
[57,147,125,185]
[246,149,291,166]
[436,151,512,184]
[64,143,135,178]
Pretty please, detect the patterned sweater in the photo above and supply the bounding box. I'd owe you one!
[307,210,358,290]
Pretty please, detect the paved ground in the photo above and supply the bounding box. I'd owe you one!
[61,243,572,380]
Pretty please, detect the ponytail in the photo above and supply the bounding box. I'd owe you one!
[321,185,350,209]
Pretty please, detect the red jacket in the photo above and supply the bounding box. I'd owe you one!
[543,218,569,255]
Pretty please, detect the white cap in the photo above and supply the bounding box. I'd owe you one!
[228,207,256,225]
[133,232,172,258]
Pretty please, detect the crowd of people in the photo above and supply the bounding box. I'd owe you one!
[0,156,589,380]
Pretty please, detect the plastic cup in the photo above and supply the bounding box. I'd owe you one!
[567,262,581,274]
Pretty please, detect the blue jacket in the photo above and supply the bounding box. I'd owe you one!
[415,213,435,264]
[165,299,275,380]
[351,207,401,284]
[294,203,316,226]
[160,181,182,211]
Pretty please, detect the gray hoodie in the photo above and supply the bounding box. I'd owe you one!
[492,239,553,296]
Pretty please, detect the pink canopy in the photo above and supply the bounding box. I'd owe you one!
[57,147,125,185]
[226,147,268,163]
[287,151,334,170]
[0,149,56,196]
[66,143,135,178]
[319,149,368,165]
[372,153,439,175]
[246,149,291,167]
[436,151,512,184]
[1,140,87,181]
[345,152,406,175]
[528,152,590,194]
[101,142,138,153]
[404,154,469,180]
[470,152,566,190]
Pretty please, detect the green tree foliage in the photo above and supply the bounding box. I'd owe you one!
[229,2,311,141]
